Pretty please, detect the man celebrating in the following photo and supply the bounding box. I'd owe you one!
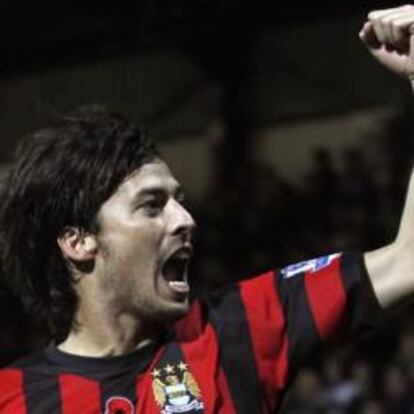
[1,5,414,413]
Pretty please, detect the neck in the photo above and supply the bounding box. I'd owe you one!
[58,300,165,358]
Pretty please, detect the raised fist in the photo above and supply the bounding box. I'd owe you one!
[360,5,414,79]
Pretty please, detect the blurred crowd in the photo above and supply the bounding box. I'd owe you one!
[281,322,414,414]
[2,108,414,412]
[194,115,412,290]
[191,107,414,413]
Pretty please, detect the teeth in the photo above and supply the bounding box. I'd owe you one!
[168,281,188,287]
[168,280,190,292]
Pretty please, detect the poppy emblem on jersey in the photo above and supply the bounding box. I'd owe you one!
[281,253,341,279]
[152,361,204,413]
[104,396,135,414]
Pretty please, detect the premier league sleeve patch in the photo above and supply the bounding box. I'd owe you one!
[281,253,341,279]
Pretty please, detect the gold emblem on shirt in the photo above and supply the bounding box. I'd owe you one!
[151,361,204,413]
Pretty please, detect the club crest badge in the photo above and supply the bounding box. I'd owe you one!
[152,361,204,413]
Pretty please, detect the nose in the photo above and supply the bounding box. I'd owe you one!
[169,199,196,239]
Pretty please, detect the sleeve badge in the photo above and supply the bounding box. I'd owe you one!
[281,253,341,279]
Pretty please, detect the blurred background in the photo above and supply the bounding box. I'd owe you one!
[2,1,414,412]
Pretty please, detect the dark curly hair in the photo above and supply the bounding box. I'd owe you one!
[0,105,159,341]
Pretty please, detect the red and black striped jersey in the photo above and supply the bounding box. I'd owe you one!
[0,253,382,413]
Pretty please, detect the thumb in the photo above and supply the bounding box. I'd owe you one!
[359,21,381,50]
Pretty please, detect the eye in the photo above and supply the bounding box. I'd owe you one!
[142,198,165,217]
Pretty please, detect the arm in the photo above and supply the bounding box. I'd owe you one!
[365,173,414,308]
[361,5,414,308]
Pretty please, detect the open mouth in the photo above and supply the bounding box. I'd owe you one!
[161,247,192,294]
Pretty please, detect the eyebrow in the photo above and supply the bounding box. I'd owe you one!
[132,184,183,202]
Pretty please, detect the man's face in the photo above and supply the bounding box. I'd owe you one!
[94,160,196,322]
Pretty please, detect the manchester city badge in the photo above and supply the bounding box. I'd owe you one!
[152,361,204,413]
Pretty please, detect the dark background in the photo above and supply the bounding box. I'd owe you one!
[2,1,414,413]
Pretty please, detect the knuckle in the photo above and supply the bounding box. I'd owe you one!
[368,11,380,20]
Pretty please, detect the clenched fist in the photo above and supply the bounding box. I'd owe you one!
[360,5,414,79]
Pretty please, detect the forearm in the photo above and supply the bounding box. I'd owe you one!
[364,164,414,309]
[364,242,414,309]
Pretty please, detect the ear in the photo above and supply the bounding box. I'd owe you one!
[57,227,98,262]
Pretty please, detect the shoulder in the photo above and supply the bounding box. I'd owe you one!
[6,348,50,370]
[0,353,45,408]
[0,348,57,383]
[0,349,63,411]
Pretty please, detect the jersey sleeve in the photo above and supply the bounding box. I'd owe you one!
[274,252,382,377]
[203,252,383,409]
